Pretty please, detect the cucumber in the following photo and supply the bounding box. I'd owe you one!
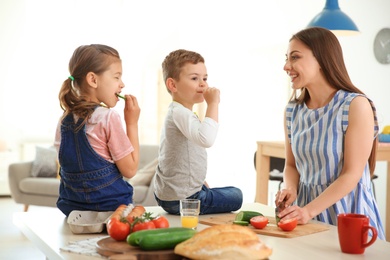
[128,228,170,246]
[233,220,249,226]
[126,227,196,250]
[139,229,196,250]
[235,211,263,222]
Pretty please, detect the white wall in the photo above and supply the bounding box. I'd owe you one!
[1,0,389,224]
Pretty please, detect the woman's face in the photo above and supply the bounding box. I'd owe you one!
[283,39,322,90]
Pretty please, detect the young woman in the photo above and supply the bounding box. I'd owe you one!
[275,27,385,240]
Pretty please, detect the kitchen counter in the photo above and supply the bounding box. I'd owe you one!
[13,203,390,259]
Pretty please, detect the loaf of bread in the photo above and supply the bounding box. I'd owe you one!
[174,224,272,259]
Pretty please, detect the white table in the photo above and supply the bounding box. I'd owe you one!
[13,203,390,260]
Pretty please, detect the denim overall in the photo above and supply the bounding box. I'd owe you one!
[57,113,133,217]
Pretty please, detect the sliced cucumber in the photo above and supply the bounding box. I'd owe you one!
[235,211,263,222]
[233,220,249,226]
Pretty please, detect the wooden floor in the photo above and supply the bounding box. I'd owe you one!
[0,196,46,259]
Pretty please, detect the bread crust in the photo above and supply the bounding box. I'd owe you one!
[174,224,272,259]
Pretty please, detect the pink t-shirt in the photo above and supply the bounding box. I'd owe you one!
[54,106,133,163]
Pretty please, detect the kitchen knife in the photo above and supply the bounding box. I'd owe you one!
[275,200,286,225]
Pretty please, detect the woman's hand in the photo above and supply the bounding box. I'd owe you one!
[277,205,312,224]
[274,188,297,210]
[275,189,313,224]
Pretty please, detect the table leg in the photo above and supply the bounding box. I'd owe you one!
[386,162,390,242]
[255,144,270,205]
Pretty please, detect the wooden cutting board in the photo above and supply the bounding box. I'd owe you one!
[199,213,330,238]
[95,236,183,260]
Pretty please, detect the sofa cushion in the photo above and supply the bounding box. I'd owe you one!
[129,158,158,186]
[30,146,58,178]
[133,186,148,203]
[19,177,60,196]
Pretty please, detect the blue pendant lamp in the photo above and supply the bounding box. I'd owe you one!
[307,0,359,36]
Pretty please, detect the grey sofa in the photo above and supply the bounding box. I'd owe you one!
[8,145,159,211]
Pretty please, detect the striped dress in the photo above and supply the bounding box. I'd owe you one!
[286,89,385,240]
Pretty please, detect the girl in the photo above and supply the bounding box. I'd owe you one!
[55,44,140,216]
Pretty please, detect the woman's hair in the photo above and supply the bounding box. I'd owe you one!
[289,27,364,103]
[161,49,204,93]
[59,44,120,130]
[288,27,377,175]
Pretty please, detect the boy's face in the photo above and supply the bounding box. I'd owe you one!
[170,62,208,109]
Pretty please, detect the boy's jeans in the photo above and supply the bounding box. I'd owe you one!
[155,185,243,215]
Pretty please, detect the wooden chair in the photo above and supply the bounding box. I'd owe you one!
[253,152,284,190]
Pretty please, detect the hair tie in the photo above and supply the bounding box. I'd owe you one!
[68,76,74,81]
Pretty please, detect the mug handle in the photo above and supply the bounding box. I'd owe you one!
[362,226,378,248]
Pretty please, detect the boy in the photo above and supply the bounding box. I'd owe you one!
[154,49,243,214]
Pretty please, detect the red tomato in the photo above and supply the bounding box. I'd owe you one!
[107,218,130,241]
[126,215,136,224]
[132,221,156,233]
[151,216,170,228]
[278,218,298,231]
[250,216,269,229]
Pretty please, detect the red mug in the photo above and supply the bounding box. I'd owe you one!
[337,213,377,254]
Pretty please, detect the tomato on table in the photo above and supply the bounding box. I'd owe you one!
[130,212,170,233]
[250,216,269,229]
[278,218,298,231]
[107,218,131,241]
[132,220,156,233]
[151,216,170,228]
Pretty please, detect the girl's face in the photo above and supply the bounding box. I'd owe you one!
[95,61,124,107]
[171,62,208,109]
[283,39,322,90]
